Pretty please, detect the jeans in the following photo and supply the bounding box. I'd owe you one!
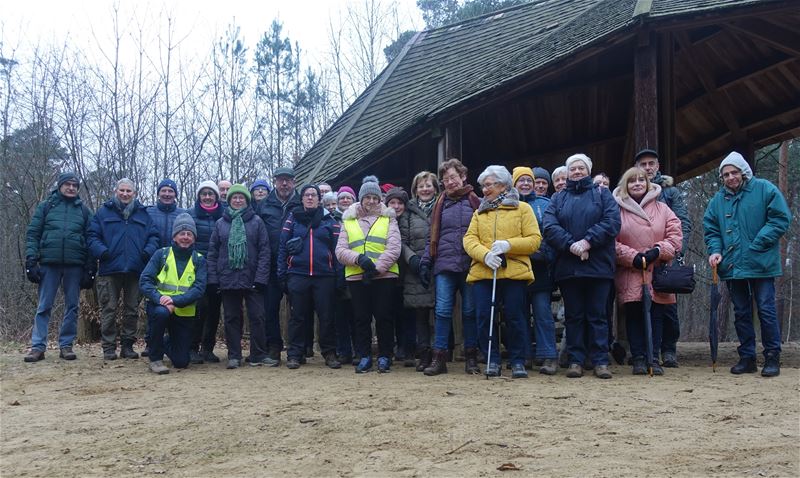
[530,290,557,359]
[348,279,396,358]
[475,279,528,365]
[30,265,82,351]
[433,272,476,350]
[624,301,667,362]
[191,289,223,353]
[222,289,268,361]
[146,302,193,368]
[97,273,141,350]
[559,278,612,366]
[263,272,285,352]
[727,278,781,359]
[287,275,336,360]
[660,302,679,355]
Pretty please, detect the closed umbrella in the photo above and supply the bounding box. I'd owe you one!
[709,265,721,372]
[642,260,654,377]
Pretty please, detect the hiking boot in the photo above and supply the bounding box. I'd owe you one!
[24,349,45,362]
[377,356,391,373]
[103,349,118,361]
[423,349,448,376]
[140,346,150,357]
[259,356,280,367]
[268,348,282,365]
[761,354,780,377]
[651,362,664,376]
[594,364,612,379]
[226,359,240,369]
[464,348,480,375]
[338,354,353,366]
[511,363,528,379]
[485,362,501,377]
[59,347,77,361]
[566,363,583,378]
[324,353,342,369]
[416,348,432,372]
[286,358,301,369]
[611,342,627,365]
[661,351,678,368]
[149,360,169,375]
[201,350,221,363]
[189,350,204,364]
[355,356,373,374]
[120,345,139,359]
[632,356,647,375]
[539,358,558,376]
[730,357,757,375]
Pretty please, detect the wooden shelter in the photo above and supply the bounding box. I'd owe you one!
[295,0,800,187]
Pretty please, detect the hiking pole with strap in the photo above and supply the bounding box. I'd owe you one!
[486,267,498,379]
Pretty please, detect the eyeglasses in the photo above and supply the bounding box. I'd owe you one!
[515,177,533,184]
[62,182,79,188]
[302,192,318,198]
[482,182,498,190]
[199,191,217,197]
[441,174,462,184]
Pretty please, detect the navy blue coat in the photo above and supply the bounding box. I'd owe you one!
[88,199,160,276]
[256,190,301,272]
[543,177,620,282]
[207,206,270,290]
[139,245,207,308]
[147,202,187,248]
[188,201,224,255]
[521,193,556,292]
[277,207,341,279]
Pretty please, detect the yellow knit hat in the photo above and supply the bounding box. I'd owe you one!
[512,166,535,187]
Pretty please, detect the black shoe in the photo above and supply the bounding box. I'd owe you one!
[24,349,45,362]
[324,353,342,369]
[632,357,647,375]
[103,349,118,361]
[189,350,204,364]
[611,342,626,365]
[761,354,780,377]
[140,346,150,357]
[730,357,757,375]
[661,351,679,368]
[201,350,221,363]
[338,355,353,366]
[286,358,301,369]
[651,363,664,376]
[120,345,139,359]
[59,347,77,360]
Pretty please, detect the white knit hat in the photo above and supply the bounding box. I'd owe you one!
[196,180,220,200]
[565,153,593,174]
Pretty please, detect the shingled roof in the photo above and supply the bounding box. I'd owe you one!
[294,0,787,184]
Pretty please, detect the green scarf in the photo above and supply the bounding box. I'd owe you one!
[227,207,248,270]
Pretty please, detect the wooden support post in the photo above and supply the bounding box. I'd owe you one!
[445,121,462,161]
[659,31,676,175]
[634,30,659,152]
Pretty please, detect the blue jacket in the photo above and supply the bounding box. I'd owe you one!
[277,207,341,279]
[256,189,301,272]
[88,199,160,276]
[147,202,187,248]
[188,201,223,255]
[543,176,621,282]
[521,192,555,292]
[139,245,207,309]
[703,177,791,280]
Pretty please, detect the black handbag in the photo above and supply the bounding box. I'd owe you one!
[652,262,696,294]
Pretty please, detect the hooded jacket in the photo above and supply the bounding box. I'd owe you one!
[88,199,159,276]
[146,201,187,248]
[398,200,434,308]
[207,206,270,290]
[613,184,682,304]
[335,202,401,281]
[26,191,92,266]
[543,176,621,282]
[463,188,541,283]
[277,207,341,279]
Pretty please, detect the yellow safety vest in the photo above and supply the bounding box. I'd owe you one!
[156,248,199,317]
[343,216,399,278]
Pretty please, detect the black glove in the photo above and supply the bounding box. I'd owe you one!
[100,250,111,261]
[254,282,268,293]
[79,270,95,290]
[408,255,421,274]
[644,247,660,265]
[632,253,645,270]
[207,284,219,296]
[25,258,41,284]
[357,254,377,273]
[285,237,303,255]
[419,263,431,289]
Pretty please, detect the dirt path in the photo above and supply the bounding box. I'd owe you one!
[2,342,798,477]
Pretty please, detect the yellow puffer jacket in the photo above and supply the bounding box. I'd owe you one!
[463,190,541,283]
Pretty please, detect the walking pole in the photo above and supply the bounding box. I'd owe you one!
[486,267,498,380]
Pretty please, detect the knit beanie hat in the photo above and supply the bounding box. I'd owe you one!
[634,148,659,165]
[381,183,397,194]
[533,167,550,184]
[172,212,197,238]
[719,151,753,180]
[57,171,80,189]
[299,184,321,200]
[196,180,220,200]
[226,184,251,203]
[250,179,271,192]
[157,178,179,196]
[337,186,356,201]
[384,187,409,206]
[565,154,593,174]
[511,166,535,187]
[359,175,382,201]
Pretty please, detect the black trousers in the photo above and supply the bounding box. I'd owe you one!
[287,275,337,360]
[348,279,396,359]
[191,289,223,352]
[221,289,268,361]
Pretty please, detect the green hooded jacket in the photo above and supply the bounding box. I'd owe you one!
[26,191,93,266]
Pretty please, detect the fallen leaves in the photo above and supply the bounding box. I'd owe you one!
[497,463,521,471]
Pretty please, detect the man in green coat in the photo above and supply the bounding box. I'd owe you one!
[704,151,791,377]
[24,172,94,362]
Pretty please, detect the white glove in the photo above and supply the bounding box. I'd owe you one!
[580,251,589,261]
[575,239,591,252]
[491,240,511,254]
[569,242,583,256]
[484,251,502,270]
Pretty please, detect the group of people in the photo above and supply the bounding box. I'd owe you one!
[24,149,791,379]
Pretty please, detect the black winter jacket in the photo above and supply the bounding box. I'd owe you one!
[256,190,301,271]
[189,201,224,255]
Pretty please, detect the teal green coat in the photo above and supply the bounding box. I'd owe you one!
[703,177,791,280]
[26,191,93,266]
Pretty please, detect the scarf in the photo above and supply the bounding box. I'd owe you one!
[416,196,436,216]
[200,202,219,214]
[113,197,137,220]
[429,185,481,259]
[477,191,508,214]
[292,206,324,229]
[227,207,248,270]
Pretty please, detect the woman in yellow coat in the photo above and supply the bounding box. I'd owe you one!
[463,165,541,378]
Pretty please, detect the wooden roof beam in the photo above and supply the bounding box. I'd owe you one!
[725,18,800,57]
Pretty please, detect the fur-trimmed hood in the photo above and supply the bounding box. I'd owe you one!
[342,201,396,220]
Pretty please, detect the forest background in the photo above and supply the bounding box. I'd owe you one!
[1,0,797,344]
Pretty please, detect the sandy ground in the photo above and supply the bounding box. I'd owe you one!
[1,341,798,478]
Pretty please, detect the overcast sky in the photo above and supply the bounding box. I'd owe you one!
[2,0,423,66]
